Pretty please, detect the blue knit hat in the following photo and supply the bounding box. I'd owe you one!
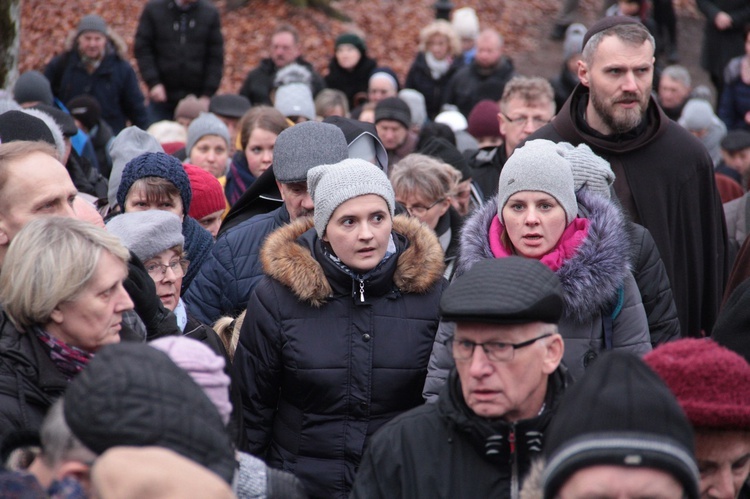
[117,152,192,213]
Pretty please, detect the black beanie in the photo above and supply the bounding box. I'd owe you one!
[0,110,55,145]
[541,351,699,499]
[67,95,101,130]
[335,33,367,56]
[419,136,471,181]
[374,97,411,129]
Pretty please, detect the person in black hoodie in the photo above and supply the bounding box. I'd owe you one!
[324,33,377,111]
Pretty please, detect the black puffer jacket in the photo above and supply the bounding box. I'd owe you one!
[325,54,377,110]
[405,52,463,120]
[234,215,446,499]
[240,57,326,106]
[442,56,515,117]
[134,0,223,102]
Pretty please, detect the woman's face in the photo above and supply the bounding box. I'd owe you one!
[191,135,229,179]
[198,209,225,239]
[396,190,450,231]
[335,43,361,70]
[144,248,184,311]
[244,128,277,178]
[427,34,450,61]
[322,194,392,274]
[501,191,567,259]
[124,186,184,218]
[46,251,133,353]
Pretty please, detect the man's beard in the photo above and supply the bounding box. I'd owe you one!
[590,87,648,134]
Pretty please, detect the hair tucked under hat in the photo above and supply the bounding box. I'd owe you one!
[307,158,395,237]
[106,210,184,263]
[117,152,192,213]
[186,112,230,159]
[497,139,578,224]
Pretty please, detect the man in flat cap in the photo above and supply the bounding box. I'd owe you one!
[350,257,569,499]
[530,16,728,339]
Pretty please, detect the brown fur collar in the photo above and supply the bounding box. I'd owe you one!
[260,215,445,307]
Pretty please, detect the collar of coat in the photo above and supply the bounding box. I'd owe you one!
[260,214,445,307]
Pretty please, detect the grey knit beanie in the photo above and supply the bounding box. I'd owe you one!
[678,98,714,132]
[106,210,184,262]
[558,142,614,200]
[308,158,395,237]
[497,139,577,224]
[273,121,349,183]
[563,23,586,61]
[186,112,230,159]
[13,71,54,107]
[108,127,164,207]
[275,84,316,121]
[77,14,108,37]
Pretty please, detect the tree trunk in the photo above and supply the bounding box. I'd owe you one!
[0,0,20,91]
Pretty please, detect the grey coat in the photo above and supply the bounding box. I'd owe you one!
[424,190,651,399]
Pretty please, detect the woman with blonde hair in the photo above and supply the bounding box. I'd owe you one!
[405,20,463,120]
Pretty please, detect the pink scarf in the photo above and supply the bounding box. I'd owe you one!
[489,215,590,271]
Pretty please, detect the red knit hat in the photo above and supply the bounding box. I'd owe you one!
[644,338,750,430]
[467,100,501,139]
[183,164,226,221]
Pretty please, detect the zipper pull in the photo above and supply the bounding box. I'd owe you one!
[509,429,516,454]
[359,280,365,302]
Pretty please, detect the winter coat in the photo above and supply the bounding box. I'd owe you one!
[463,145,509,201]
[550,65,578,114]
[530,84,728,338]
[442,56,515,117]
[424,189,651,393]
[697,0,750,82]
[719,55,750,131]
[437,206,462,280]
[234,215,446,499]
[325,54,377,110]
[239,57,326,106]
[45,32,149,134]
[351,368,569,499]
[723,191,750,256]
[184,205,290,325]
[134,0,224,103]
[405,53,463,120]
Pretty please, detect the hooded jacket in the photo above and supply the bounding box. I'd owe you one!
[234,215,446,499]
[405,52,463,120]
[530,84,727,338]
[426,189,650,389]
[351,367,569,499]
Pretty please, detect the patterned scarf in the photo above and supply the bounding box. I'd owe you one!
[33,327,93,381]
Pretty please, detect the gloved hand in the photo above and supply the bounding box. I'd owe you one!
[124,251,180,340]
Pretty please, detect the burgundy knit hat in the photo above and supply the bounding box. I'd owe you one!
[467,100,501,139]
[184,164,226,220]
[644,338,750,430]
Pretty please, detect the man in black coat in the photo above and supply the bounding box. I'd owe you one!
[529,17,728,338]
[134,0,224,122]
[350,257,569,499]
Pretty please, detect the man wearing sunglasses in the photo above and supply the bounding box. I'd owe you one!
[350,257,569,499]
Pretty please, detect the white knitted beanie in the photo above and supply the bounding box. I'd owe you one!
[307,158,395,237]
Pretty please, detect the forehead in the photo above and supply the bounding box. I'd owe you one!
[505,97,554,115]
[376,119,406,131]
[195,134,228,147]
[370,77,396,91]
[272,32,296,46]
[591,35,653,67]
[332,194,388,215]
[4,152,73,192]
[477,33,501,49]
[455,321,548,340]
[659,75,685,88]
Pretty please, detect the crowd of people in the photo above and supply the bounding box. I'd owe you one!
[0,1,748,498]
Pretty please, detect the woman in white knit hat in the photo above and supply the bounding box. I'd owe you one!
[234,158,446,499]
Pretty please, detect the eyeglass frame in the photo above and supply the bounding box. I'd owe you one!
[144,258,189,278]
[400,198,446,217]
[500,112,551,128]
[443,333,553,362]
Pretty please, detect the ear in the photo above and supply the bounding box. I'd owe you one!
[49,307,65,326]
[577,59,590,87]
[56,461,91,494]
[275,180,286,201]
[542,333,564,375]
[498,112,507,138]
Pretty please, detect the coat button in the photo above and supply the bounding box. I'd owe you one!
[583,350,597,368]
[362,333,371,342]
[359,401,368,410]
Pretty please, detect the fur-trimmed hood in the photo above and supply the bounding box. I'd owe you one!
[458,189,632,322]
[64,27,128,57]
[260,215,445,307]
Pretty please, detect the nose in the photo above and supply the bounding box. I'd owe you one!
[706,468,736,499]
[62,199,77,219]
[358,222,374,240]
[262,150,273,164]
[300,192,314,211]
[468,345,493,378]
[524,207,540,225]
[622,71,638,92]
[162,265,178,282]
[117,285,135,313]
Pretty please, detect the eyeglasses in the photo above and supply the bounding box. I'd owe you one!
[501,113,551,127]
[145,259,188,279]
[400,198,445,217]
[443,333,553,362]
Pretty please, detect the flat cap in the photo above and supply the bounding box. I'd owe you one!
[440,257,564,324]
[209,93,251,118]
[721,129,750,152]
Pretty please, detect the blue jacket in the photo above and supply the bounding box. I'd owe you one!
[184,205,290,324]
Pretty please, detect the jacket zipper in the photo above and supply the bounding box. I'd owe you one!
[510,425,519,499]
[359,279,365,302]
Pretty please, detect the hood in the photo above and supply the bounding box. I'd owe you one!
[64,27,128,57]
[260,215,445,307]
[458,189,632,323]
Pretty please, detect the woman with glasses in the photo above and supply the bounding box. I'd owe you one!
[390,153,463,279]
[425,139,651,395]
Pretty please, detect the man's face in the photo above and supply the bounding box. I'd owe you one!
[474,32,502,69]
[558,465,685,499]
[578,35,654,135]
[453,321,562,420]
[78,31,107,60]
[277,181,313,220]
[658,75,691,110]
[499,97,555,155]
[375,120,408,151]
[368,77,397,104]
[721,148,750,175]
[0,152,78,263]
[271,32,299,68]
[695,429,750,499]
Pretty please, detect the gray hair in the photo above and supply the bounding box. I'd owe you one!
[581,23,655,66]
[0,217,130,330]
[390,153,461,202]
[315,88,350,118]
[661,65,691,89]
[500,76,556,115]
[38,399,97,468]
